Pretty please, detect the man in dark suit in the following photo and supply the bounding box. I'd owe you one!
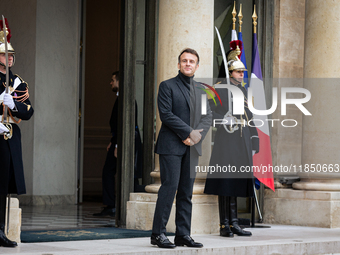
[93,71,120,217]
[93,71,143,217]
[151,48,212,248]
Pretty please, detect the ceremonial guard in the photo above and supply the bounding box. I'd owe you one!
[0,18,34,247]
[204,43,259,237]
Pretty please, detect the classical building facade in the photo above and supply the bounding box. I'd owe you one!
[1,0,340,236]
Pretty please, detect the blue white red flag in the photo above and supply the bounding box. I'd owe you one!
[238,30,259,188]
[250,32,275,192]
[231,29,238,42]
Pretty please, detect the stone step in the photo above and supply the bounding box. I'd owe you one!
[1,225,340,255]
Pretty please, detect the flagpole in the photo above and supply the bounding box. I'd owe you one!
[230,1,238,42]
[232,1,236,31]
[238,4,243,33]
[250,4,267,227]
[251,5,257,100]
[250,4,275,192]
[251,5,258,227]
[252,5,257,34]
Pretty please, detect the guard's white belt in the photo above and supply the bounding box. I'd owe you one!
[0,115,17,124]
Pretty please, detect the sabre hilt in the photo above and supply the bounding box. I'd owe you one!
[3,122,12,140]
[223,111,241,134]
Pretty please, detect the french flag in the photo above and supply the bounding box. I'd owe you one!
[250,32,275,192]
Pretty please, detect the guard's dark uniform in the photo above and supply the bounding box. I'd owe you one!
[0,71,34,196]
[0,70,34,247]
[204,82,259,197]
[204,43,259,238]
[0,17,34,248]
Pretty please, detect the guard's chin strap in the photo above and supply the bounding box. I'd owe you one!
[229,75,241,85]
[0,55,15,68]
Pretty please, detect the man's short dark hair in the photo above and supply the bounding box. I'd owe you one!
[178,48,199,64]
[112,71,119,81]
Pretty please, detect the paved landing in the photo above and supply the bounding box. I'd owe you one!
[1,225,340,255]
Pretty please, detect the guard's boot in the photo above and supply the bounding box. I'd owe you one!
[218,196,233,237]
[0,225,17,247]
[229,196,252,236]
[0,196,17,247]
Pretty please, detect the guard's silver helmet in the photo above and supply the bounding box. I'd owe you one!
[227,45,246,72]
[0,18,15,67]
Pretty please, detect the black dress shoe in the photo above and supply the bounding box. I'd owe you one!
[231,223,252,236]
[93,206,116,217]
[151,233,176,248]
[220,224,234,237]
[0,230,17,248]
[174,235,203,248]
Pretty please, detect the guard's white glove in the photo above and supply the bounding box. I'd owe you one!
[0,123,9,135]
[3,93,15,110]
[252,150,256,156]
[223,116,235,126]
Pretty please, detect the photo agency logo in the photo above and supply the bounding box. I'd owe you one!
[200,82,312,128]
[198,83,222,107]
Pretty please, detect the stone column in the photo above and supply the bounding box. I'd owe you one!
[271,0,305,185]
[1,0,80,206]
[265,0,340,228]
[145,0,214,194]
[127,0,219,234]
[292,0,340,191]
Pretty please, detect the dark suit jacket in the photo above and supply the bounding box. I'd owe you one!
[155,74,212,156]
[110,97,142,178]
[110,97,119,146]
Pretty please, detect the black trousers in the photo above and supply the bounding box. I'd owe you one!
[152,147,198,236]
[101,144,116,207]
[0,195,6,228]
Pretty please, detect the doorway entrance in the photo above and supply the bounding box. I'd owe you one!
[80,0,156,212]
[81,0,122,203]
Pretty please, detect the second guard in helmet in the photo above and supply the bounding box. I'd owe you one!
[0,18,34,248]
[204,42,259,237]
